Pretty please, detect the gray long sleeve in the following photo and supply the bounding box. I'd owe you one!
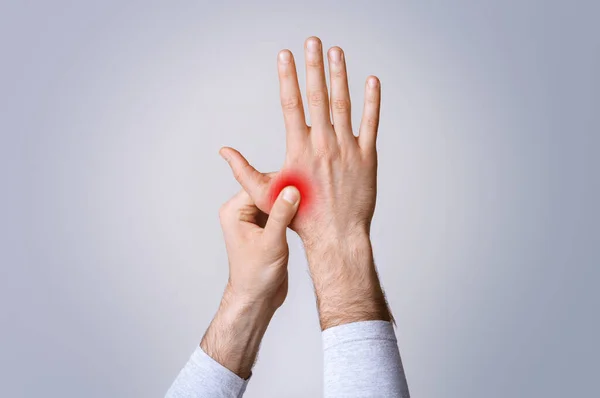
[322,320,410,397]
[166,320,408,397]
[166,346,248,398]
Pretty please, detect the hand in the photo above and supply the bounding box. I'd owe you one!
[200,186,300,378]
[218,185,301,310]
[220,36,380,250]
[220,37,391,330]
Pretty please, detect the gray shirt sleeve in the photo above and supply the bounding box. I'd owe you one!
[323,320,410,397]
[165,346,248,398]
[166,320,408,397]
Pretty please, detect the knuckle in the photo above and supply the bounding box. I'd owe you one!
[332,98,350,113]
[232,168,243,182]
[268,205,290,227]
[279,69,292,78]
[313,145,338,160]
[238,205,256,223]
[218,203,230,221]
[242,163,254,175]
[332,69,345,79]
[314,147,329,159]
[232,163,252,182]
[366,93,379,105]
[281,95,302,112]
[307,58,323,68]
[279,64,294,78]
[269,211,286,225]
[309,90,327,107]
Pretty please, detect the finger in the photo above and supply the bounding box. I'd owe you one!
[218,189,254,227]
[358,76,381,150]
[219,147,270,209]
[304,37,331,130]
[263,186,300,243]
[278,50,307,149]
[328,46,353,141]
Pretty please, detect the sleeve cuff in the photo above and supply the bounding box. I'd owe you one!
[322,320,397,351]
[166,346,248,398]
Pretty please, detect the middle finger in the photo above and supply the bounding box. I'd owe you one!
[304,37,332,131]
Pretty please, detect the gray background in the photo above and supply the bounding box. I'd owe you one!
[1,0,598,397]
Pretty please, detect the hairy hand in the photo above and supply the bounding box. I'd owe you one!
[200,186,300,378]
[220,36,381,250]
[220,36,390,330]
[218,186,301,310]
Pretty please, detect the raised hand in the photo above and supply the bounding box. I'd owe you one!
[220,36,381,250]
[169,36,407,398]
[220,36,390,330]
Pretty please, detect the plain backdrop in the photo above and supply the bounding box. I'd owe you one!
[1,1,599,397]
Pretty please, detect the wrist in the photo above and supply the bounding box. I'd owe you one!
[304,230,372,274]
[221,284,277,321]
[200,287,275,379]
[303,227,371,257]
[304,232,392,330]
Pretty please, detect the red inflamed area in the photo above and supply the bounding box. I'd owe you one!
[269,170,314,216]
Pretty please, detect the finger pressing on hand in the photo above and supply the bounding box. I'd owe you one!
[220,147,270,209]
[263,186,300,243]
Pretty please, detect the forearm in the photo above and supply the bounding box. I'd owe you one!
[305,231,392,330]
[307,233,409,397]
[166,288,273,398]
[200,286,274,379]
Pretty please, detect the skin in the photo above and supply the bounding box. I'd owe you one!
[201,36,391,379]
[201,186,301,379]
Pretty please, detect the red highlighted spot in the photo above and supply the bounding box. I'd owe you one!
[269,169,314,216]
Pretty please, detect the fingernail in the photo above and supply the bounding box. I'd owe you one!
[368,76,379,88]
[329,48,342,63]
[282,187,299,204]
[306,38,320,53]
[279,50,291,64]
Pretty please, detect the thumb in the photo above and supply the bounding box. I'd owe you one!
[219,147,270,211]
[263,186,301,242]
